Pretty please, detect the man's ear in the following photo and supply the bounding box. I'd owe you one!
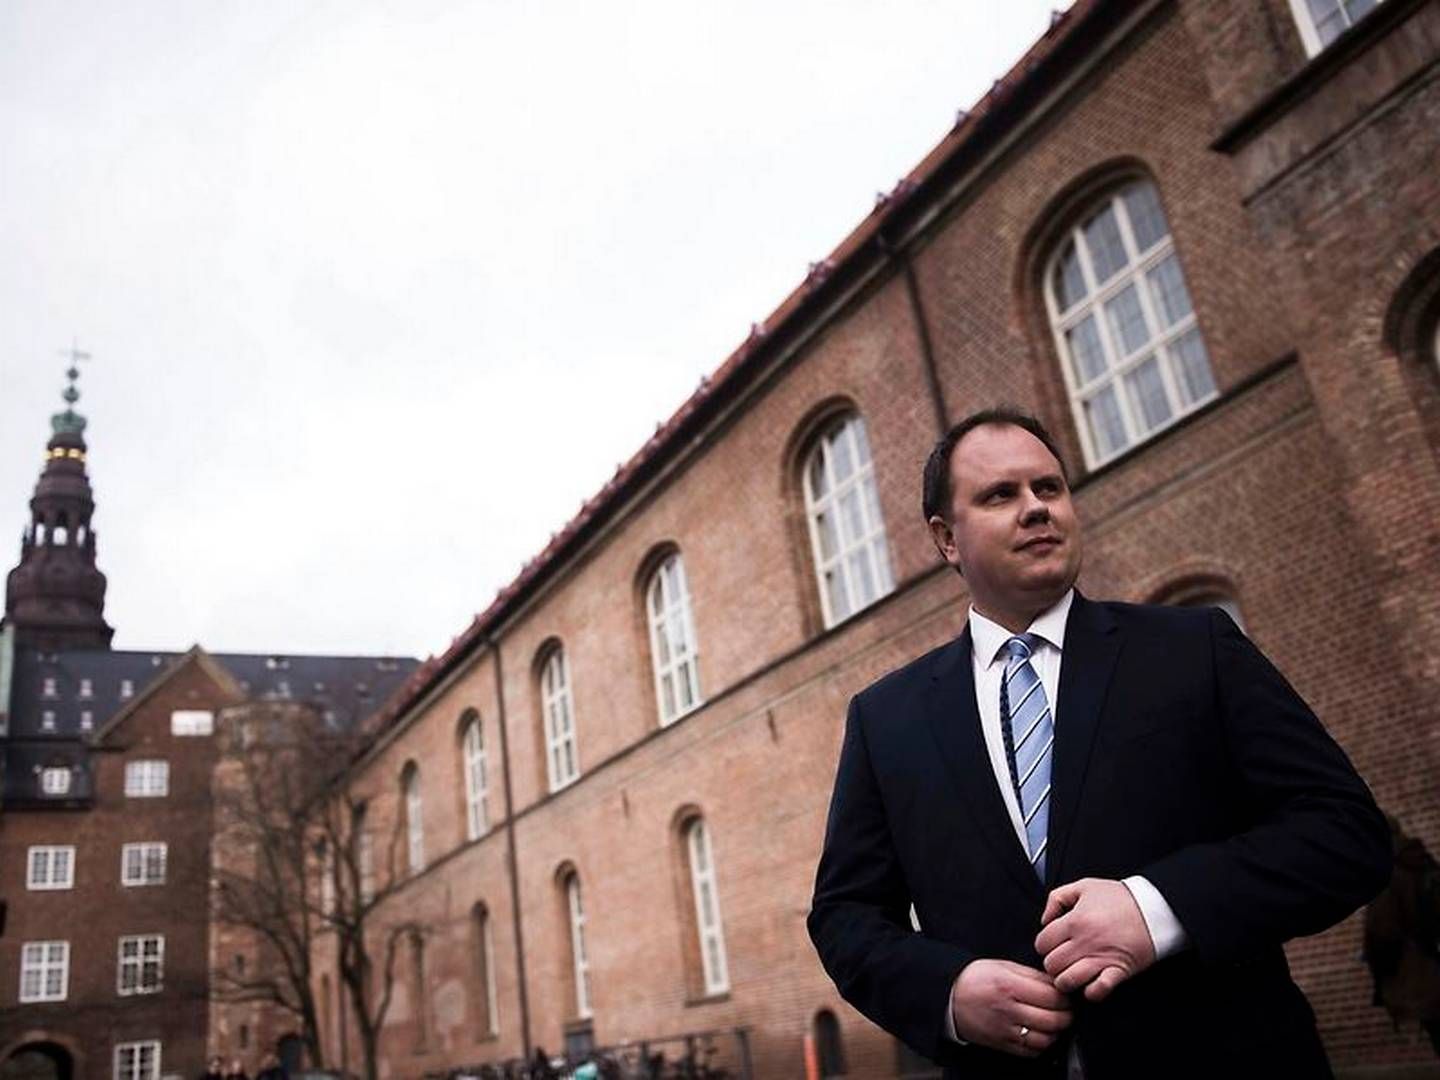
[927,515,962,573]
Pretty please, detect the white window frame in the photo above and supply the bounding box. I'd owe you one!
[27,845,76,890]
[117,934,165,996]
[122,842,168,886]
[19,940,70,1002]
[463,714,489,840]
[125,760,169,797]
[119,678,135,700]
[1286,0,1383,56]
[41,676,57,699]
[648,554,703,725]
[40,767,71,795]
[685,819,730,995]
[566,874,592,1019]
[79,677,93,699]
[1045,180,1218,468]
[803,414,895,628]
[114,1041,161,1080]
[404,766,425,874]
[169,709,213,736]
[542,650,580,792]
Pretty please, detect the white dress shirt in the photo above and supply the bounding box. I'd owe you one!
[943,589,1187,1045]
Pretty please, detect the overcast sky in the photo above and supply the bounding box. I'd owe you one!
[1,1,1070,659]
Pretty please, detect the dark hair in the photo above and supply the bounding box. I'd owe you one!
[921,406,1067,522]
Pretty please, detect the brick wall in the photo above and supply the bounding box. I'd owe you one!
[313,3,1440,1078]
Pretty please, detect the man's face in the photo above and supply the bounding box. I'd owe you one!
[928,423,1082,623]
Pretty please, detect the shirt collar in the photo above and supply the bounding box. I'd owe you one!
[969,588,1075,669]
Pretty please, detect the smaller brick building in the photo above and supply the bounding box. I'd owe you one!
[0,389,419,1080]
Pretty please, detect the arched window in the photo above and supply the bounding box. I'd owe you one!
[409,931,429,1051]
[320,975,333,1059]
[648,553,702,725]
[813,1009,847,1078]
[802,413,894,628]
[462,711,489,840]
[1046,180,1217,466]
[472,902,498,1037]
[541,648,580,792]
[402,762,424,875]
[684,817,730,995]
[563,870,592,1019]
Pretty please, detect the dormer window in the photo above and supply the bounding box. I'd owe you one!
[40,767,72,796]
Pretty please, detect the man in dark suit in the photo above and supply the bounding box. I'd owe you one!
[808,407,1391,1078]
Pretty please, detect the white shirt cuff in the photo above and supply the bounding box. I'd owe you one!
[944,978,962,1042]
[1122,874,1188,959]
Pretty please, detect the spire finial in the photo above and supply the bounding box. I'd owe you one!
[51,340,91,437]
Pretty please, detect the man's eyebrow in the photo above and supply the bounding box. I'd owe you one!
[973,479,1015,499]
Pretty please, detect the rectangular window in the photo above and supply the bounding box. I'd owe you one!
[169,710,213,736]
[358,831,375,903]
[117,934,165,995]
[40,710,57,732]
[125,760,169,797]
[27,845,76,890]
[80,710,94,731]
[40,767,71,795]
[119,679,135,700]
[79,677,94,698]
[114,1042,161,1080]
[19,941,69,1002]
[42,677,58,699]
[121,843,168,886]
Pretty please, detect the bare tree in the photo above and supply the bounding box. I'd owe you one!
[210,702,416,1080]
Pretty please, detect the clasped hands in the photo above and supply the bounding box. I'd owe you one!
[948,878,1156,1058]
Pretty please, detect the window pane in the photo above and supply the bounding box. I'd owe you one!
[1170,329,1217,404]
[1104,284,1151,357]
[826,568,851,623]
[807,450,828,500]
[1066,316,1107,384]
[1052,241,1087,311]
[1085,386,1129,459]
[1345,0,1376,18]
[1123,183,1170,253]
[814,508,839,561]
[830,426,855,481]
[1124,356,1173,432]
[661,674,677,719]
[1083,204,1128,283]
[839,489,865,547]
[849,549,877,609]
[1147,254,1193,328]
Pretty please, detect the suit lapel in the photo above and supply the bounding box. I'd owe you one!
[1047,593,1122,885]
[924,626,1046,900]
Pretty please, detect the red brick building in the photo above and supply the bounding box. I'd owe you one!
[313,1,1440,1078]
[0,379,419,1080]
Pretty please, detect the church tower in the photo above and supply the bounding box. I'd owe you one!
[3,349,114,650]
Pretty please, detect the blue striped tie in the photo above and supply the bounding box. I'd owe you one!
[1001,634,1052,880]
